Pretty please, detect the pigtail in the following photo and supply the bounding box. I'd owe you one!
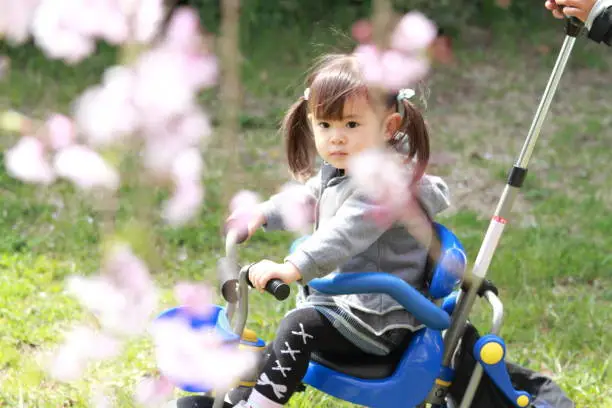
[281,97,316,182]
[397,98,430,182]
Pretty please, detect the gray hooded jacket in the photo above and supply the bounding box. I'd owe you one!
[260,163,451,355]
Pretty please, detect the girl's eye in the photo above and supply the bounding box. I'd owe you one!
[318,122,330,129]
[346,121,359,129]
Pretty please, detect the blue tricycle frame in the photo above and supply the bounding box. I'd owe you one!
[156,223,532,408]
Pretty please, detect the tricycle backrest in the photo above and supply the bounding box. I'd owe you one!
[428,223,467,299]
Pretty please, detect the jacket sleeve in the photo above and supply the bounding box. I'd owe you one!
[284,191,388,284]
[258,171,322,231]
[587,1,612,45]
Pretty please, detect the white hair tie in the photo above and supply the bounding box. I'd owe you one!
[397,88,415,117]
[303,88,310,101]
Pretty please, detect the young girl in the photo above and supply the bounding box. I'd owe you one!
[546,0,612,45]
[173,53,450,408]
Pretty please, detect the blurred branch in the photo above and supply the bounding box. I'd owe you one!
[218,0,241,210]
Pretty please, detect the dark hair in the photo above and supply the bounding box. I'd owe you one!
[281,53,430,182]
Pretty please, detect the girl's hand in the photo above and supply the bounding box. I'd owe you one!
[248,260,301,292]
[545,0,595,22]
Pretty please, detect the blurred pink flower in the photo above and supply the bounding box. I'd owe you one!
[133,0,165,43]
[352,11,436,91]
[74,66,139,147]
[227,190,262,233]
[50,326,122,382]
[0,0,41,45]
[354,45,429,92]
[171,148,203,185]
[151,317,258,391]
[31,0,97,64]
[390,11,438,54]
[162,181,205,226]
[142,108,212,177]
[134,376,175,407]
[174,282,213,317]
[5,136,56,185]
[277,183,316,234]
[46,113,76,150]
[133,49,198,122]
[347,148,413,227]
[53,145,120,190]
[66,244,159,336]
[90,389,114,408]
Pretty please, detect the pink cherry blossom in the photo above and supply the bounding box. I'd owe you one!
[162,181,205,226]
[227,190,262,233]
[46,113,76,150]
[91,388,114,408]
[132,49,198,122]
[347,148,413,227]
[277,183,316,234]
[171,148,203,185]
[174,282,214,317]
[133,0,166,44]
[142,108,212,177]
[31,0,97,64]
[351,11,436,91]
[390,11,438,54]
[53,145,120,190]
[66,244,159,336]
[74,66,139,147]
[134,376,175,407]
[151,317,258,391]
[4,136,55,185]
[49,326,122,382]
[0,0,41,45]
[354,45,429,91]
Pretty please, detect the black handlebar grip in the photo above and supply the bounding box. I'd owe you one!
[264,279,291,301]
[245,271,290,301]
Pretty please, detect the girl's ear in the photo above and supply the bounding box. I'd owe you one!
[383,112,402,141]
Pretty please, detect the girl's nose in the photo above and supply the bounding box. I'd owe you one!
[330,129,346,144]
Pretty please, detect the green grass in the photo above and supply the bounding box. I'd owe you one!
[1,15,612,407]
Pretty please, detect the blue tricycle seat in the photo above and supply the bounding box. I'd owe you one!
[299,223,467,408]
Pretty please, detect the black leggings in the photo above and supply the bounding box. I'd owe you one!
[253,307,369,404]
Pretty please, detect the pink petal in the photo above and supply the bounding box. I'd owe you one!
[347,148,413,225]
[277,183,316,234]
[133,0,165,43]
[227,190,262,232]
[174,282,213,317]
[31,0,96,64]
[142,108,212,177]
[380,50,430,91]
[162,181,205,226]
[171,148,203,185]
[46,113,76,150]
[163,6,202,52]
[0,0,40,45]
[74,67,139,147]
[353,44,383,85]
[151,318,257,391]
[53,145,120,190]
[50,326,122,382]
[5,136,55,185]
[134,376,175,406]
[390,11,438,54]
[133,49,196,122]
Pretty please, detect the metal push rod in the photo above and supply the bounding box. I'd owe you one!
[426,16,584,406]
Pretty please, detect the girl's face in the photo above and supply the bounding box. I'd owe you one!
[308,94,401,170]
